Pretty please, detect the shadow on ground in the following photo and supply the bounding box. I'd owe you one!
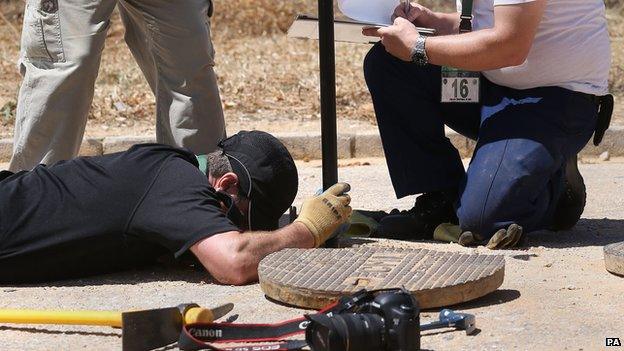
[3,219,619,289]
[333,218,624,251]
[0,265,215,288]
[0,325,120,338]
[525,218,624,248]
[449,289,521,311]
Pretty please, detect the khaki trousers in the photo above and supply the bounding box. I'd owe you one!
[10,0,225,171]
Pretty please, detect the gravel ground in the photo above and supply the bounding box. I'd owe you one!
[1,158,623,350]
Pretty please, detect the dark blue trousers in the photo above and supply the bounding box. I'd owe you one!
[363,43,598,237]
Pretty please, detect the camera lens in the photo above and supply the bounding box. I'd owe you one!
[305,313,386,351]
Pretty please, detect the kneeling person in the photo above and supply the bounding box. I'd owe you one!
[0,131,352,285]
[362,0,611,247]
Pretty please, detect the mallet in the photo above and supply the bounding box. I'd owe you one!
[0,303,233,351]
[421,309,477,335]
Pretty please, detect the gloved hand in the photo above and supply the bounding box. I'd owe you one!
[295,183,353,247]
[433,223,524,250]
[483,224,523,249]
[343,210,379,237]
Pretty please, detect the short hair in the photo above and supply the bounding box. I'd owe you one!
[207,151,233,178]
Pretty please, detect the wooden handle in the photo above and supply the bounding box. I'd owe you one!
[0,309,122,327]
[0,304,231,328]
[183,307,216,324]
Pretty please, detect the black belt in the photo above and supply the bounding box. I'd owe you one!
[576,92,614,146]
[579,92,600,105]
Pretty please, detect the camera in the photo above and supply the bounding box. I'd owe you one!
[305,289,420,351]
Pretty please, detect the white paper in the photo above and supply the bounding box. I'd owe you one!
[288,16,382,44]
[288,15,436,44]
[338,0,399,26]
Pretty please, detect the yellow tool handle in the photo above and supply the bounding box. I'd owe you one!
[0,309,122,327]
[184,307,217,324]
[0,307,217,328]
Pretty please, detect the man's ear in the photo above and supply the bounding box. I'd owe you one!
[214,172,239,195]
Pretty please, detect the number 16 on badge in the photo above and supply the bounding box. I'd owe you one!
[441,67,480,103]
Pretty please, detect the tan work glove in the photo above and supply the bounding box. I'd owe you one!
[434,223,524,250]
[295,183,353,247]
[483,224,523,249]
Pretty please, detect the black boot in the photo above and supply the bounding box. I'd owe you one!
[374,189,458,240]
[551,155,586,231]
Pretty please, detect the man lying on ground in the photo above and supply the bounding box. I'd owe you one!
[0,131,352,285]
[361,0,612,248]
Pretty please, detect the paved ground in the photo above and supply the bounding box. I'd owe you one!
[1,158,623,350]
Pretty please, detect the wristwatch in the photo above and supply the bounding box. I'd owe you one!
[410,36,428,66]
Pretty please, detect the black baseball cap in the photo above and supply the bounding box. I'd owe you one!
[218,131,298,231]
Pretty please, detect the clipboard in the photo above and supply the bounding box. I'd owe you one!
[288,14,436,44]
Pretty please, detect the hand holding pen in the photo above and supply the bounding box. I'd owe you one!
[393,1,432,25]
[403,0,410,15]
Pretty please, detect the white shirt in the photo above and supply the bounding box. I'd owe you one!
[457,0,611,95]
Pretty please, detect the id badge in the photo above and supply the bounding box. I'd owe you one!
[441,67,480,103]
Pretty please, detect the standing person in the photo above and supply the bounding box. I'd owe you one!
[362,0,612,247]
[9,0,225,171]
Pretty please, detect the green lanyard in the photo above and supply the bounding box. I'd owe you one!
[460,0,474,33]
[196,155,209,175]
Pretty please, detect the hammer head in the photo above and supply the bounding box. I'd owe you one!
[122,306,185,351]
[122,303,233,351]
[439,309,477,335]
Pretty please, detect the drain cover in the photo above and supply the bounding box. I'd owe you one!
[259,247,505,309]
[605,242,624,277]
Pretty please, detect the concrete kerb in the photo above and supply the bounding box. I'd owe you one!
[0,139,11,162]
[1,126,624,162]
[579,126,624,157]
[79,138,104,157]
[273,132,353,160]
[102,136,155,154]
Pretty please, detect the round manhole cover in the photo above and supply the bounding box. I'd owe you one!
[259,247,505,309]
[605,242,624,277]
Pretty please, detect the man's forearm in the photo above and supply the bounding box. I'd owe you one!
[426,29,527,71]
[193,183,352,285]
[236,222,315,275]
[421,11,460,36]
[426,2,545,71]
[368,2,545,71]
[196,223,314,285]
[191,223,314,285]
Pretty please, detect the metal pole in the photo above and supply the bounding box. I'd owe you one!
[318,0,338,190]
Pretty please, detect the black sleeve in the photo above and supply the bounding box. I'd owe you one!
[127,155,241,258]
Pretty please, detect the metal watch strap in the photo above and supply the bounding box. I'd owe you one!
[410,36,428,66]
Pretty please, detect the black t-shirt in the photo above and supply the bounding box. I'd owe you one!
[0,144,240,283]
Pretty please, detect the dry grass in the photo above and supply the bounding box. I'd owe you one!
[0,0,622,137]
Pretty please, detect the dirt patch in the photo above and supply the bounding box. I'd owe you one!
[0,0,622,139]
[0,160,623,350]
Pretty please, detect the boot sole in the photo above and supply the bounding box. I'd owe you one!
[551,155,587,231]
